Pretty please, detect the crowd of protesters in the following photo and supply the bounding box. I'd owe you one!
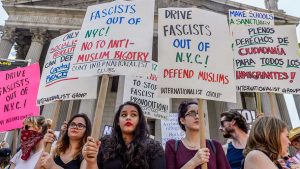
[2,101,300,169]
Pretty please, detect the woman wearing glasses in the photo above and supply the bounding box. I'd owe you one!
[10,116,52,169]
[82,101,165,169]
[35,114,91,169]
[165,100,230,169]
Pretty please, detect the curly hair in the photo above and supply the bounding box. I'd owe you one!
[55,114,91,160]
[177,100,198,131]
[100,101,164,169]
[23,116,52,135]
[220,110,249,133]
[244,116,287,161]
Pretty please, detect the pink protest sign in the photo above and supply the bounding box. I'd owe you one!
[0,63,40,132]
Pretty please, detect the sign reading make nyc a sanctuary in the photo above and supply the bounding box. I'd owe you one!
[158,8,236,102]
[37,30,97,105]
[0,64,40,132]
[228,10,274,26]
[232,25,300,94]
[68,0,154,77]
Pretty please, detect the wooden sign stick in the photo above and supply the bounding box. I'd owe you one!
[255,93,264,117]
[66,100,74,122]
[91,75,109,139]
[198,99,207,169]
[44,100,62,153]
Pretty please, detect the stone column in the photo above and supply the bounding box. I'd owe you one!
[276,94,292,128]
[265,0,278,11]
[25,28,47,63]
[260,93,281,118]
[0,27,15,58]
[293,95,300,118]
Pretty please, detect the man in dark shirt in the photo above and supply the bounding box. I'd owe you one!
[219,110,249,169]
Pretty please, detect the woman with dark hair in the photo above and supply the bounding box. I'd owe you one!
[243,116,300,169]
[82,101,166,169]
[35,113,92,169]
[10,116,52,169]
[165,100,230,169]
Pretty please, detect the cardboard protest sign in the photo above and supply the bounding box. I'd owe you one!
[0,64,40,132]
[68,0,154,77]
[161,113,185,149]
[232,25,300,94]
[123,61,170,119]
[0,59,29,71]
[229,10,274,26]
[37,30,98,105]
[158,8,236,102]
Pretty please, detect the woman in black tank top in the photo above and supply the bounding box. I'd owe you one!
[35,114,92,169]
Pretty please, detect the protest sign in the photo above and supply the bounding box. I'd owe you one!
[161,113,185,149]
[232,25,300,94]
[37,30,98,105]
[158,8,236,102]
[69,0,155,77]
[0,64,40,132]
[123,61,170,119]
[229,10,274,26]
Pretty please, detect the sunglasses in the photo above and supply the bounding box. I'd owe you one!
[220,119,231,127]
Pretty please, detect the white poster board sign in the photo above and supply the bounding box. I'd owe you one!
[229,10,274,26]
[123,61,170,119]
[69,0,155,77]
[161,113,185,149]
[158,8,236,102]
[37,30,98,105]
[232,25,300,94]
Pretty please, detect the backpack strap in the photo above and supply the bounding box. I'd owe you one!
[208,139,216,154]
[175,139,179,152]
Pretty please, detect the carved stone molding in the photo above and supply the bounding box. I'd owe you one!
[1,27,16,43]
[30,28,48,44]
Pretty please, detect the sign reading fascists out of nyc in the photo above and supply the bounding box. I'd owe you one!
[0,64,40,132]
[158,8,236,102]
[123,61,170,120]
[232,25,300,94]
[228,10,274,26]
[68,0,155,78]
[37,30,98,105]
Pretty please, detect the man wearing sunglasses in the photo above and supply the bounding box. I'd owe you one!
[219,110,249,169]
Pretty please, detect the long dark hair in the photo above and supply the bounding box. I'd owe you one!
[101,101,163,169]
[55,113,91,159]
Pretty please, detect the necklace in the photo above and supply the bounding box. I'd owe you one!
[184,138,198,149]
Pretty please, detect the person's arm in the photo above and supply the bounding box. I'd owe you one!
[214,140,231,169]
[82,136,101,169]
[244,150,278,169]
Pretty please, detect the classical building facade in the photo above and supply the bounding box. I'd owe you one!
[1,0,299,146]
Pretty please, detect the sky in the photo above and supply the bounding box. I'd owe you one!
[0,0,299,127]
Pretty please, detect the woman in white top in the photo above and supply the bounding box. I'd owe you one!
[10,116,51,169]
